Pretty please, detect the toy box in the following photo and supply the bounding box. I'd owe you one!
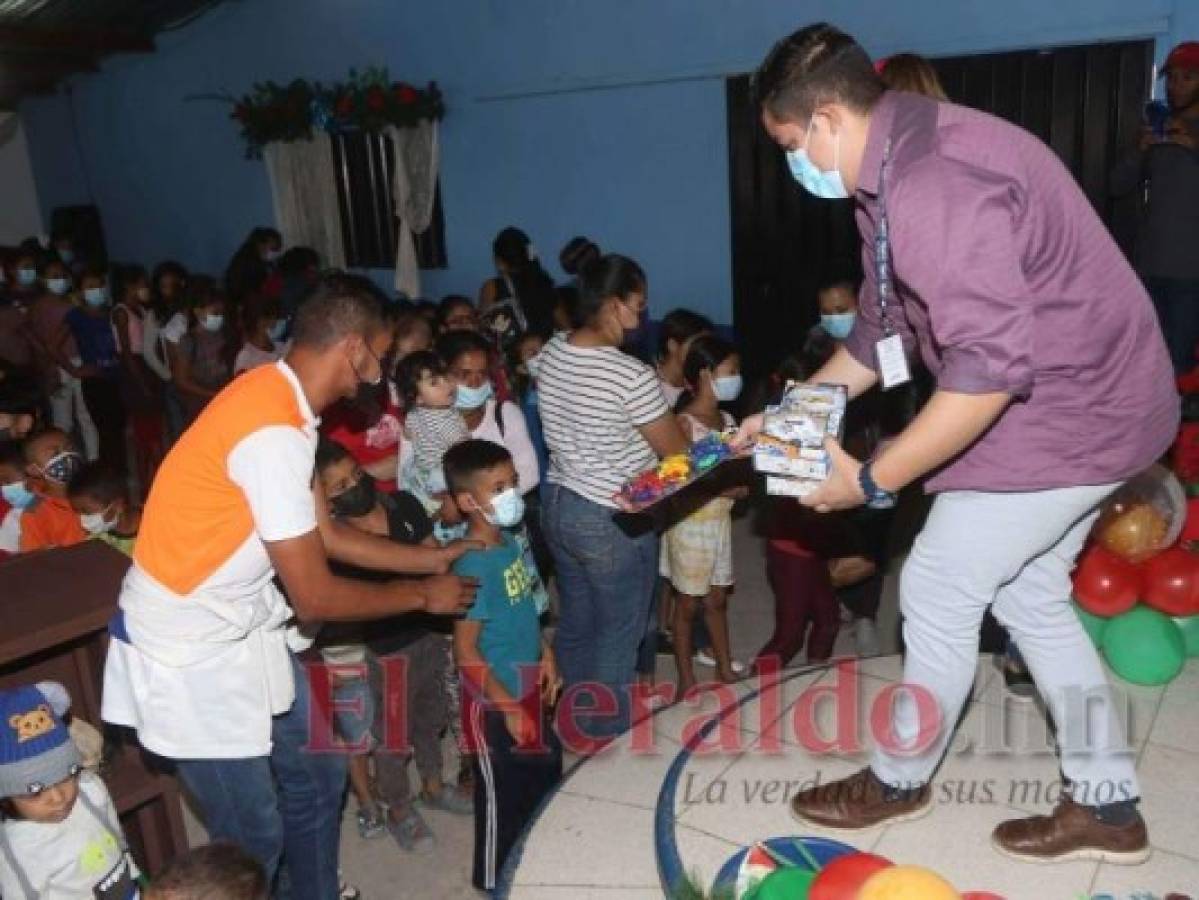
[752,434,830,479]
[765,476,822,498]
[755,382,847,497]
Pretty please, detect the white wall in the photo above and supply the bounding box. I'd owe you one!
[0,113,44,244]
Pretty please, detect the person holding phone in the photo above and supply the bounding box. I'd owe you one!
[1111,41,1199,372]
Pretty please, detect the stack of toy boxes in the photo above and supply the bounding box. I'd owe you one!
[753,382,847,497]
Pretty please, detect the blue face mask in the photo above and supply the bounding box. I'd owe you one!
[203,313,225,333]
[83,287,108,308]
[1,481,34,510]
[17,268,37,287]
[46,278,70,296]
[268,319,288,342]
[483,487,525,528]
[821,312,856,340]
[455,381,493,410]
[712,374,744,403]
[786,121,849,200]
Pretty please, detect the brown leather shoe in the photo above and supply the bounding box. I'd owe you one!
[790,767,932,831]
[992,797,1151,865]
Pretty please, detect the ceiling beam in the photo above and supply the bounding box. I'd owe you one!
[0,26,153,56]
[0,52,100,80]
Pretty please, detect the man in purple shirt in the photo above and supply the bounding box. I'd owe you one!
[742,24,1178,864]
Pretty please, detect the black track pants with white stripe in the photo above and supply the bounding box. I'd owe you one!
[469,706,563,891]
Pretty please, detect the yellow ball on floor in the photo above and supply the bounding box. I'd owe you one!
[856,865,960,900]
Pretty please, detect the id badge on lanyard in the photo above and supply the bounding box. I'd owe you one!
[874,139,912,390]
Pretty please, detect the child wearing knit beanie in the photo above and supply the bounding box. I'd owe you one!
[0,681,139,899]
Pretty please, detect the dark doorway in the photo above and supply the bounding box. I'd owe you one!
[727,39,1154,379]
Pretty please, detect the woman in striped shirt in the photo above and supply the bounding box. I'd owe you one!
[537,255,689,740]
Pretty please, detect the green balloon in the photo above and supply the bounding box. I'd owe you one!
[1102,606,1186,685]
[1073,600,1109,647]
[1173,615,1199,658]
[745,867,815,900]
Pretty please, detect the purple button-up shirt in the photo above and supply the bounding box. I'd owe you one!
[844,91,1179,492]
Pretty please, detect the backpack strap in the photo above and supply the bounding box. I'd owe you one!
[494,399,506,438]
[77,783,130,854]
[0,825,37,899]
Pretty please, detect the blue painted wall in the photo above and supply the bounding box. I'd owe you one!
[19,0,1185,324]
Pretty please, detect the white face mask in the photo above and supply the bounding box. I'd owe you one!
[79,505,117,534]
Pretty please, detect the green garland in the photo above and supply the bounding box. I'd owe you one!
[229,66,444,158]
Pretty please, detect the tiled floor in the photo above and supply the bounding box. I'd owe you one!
[511,651,1199,900]
[180,514,1199,899]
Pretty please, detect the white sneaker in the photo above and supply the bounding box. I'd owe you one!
[693,651,745,674]
[854,619,880,657]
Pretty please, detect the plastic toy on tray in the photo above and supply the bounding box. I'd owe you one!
[617,430,737,510]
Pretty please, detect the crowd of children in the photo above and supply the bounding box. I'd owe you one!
[0,223,915,896]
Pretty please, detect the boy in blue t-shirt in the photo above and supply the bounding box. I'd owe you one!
[445,439,562,893]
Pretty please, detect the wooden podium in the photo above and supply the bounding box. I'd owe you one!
[0,540,189,874]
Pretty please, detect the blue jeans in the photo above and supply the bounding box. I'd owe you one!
[176,653,348,899]
[332,673,374,750]
[1145,276,1199,373]
[542,483,658,739]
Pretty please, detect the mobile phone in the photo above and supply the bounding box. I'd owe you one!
[1146,99,1170,140]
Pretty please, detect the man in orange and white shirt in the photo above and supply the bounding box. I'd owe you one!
[102,276,476,899]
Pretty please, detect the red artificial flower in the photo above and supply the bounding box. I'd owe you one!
[395,84,419,105]
[335,93,355,117]
[366,86,386,111]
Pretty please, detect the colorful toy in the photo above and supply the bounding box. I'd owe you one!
[857,865,960,900]
[1142,547,1199,617]
[1072,545,1141,617]
[1093,464,1186,563]
[808,851,892,899]
[689,432,733,472]
[1102,606,1186,686]
[617,431,737,511]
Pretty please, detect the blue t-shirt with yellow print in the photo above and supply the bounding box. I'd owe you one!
[455,532,542,698]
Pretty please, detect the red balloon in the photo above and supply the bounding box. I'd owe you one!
[808,852,892,900]
[1073,545,1141,617]
[1143,547,1199,617]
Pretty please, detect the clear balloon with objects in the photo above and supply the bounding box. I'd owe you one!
[1093,464,1186,563]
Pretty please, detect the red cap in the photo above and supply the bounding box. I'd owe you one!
[1162,42,1199,75]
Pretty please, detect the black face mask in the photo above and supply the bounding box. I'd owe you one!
[349,346,385,413]
[330,475,377,519]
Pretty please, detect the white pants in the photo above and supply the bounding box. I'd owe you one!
[48,366,99,461]
[872,484,1140,806]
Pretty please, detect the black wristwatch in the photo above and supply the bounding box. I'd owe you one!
[859,462,898,510]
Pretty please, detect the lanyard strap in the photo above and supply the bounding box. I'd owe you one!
[874,138,895,336]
